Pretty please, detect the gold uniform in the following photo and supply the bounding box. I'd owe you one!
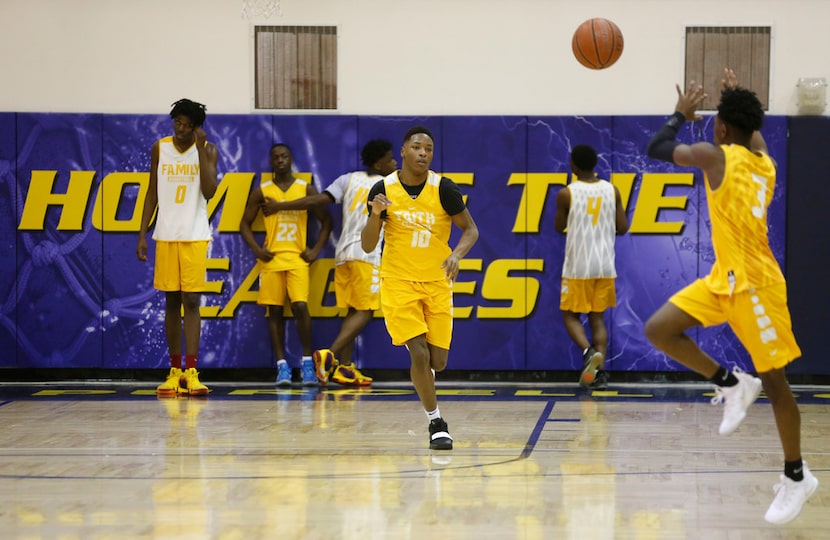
[669,144,801,372]
[257,177,310,306]
[379,171,454,348]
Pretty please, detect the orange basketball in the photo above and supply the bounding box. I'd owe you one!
[572,18,624,70]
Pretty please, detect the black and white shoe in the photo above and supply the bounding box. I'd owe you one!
[579,346,603,386]
[428,418,453,450]
[590,369,610,390]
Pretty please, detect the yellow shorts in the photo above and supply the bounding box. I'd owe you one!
[560,277,616,313]
[153,240,209,292]
[669,279,801,373]
[257,267,309,306]
[381,278,453,349]
[335,261,380,311]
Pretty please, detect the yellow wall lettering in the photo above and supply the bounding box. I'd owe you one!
[216,263,262,318]
[19,170,96,231]
[200,258,230,317]
[443,172,474,205]
[477,258,544,319]
[508,173,568,233]
[630,172,694,234]
[208,172,257,232]
[610,172,637,210]
[308,258,343,318]
[92,172,148,232]
[454,258,483,319]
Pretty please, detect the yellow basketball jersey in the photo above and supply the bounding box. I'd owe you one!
[703,144,784,294]
[380,171,453,282]
[260,176,309,271]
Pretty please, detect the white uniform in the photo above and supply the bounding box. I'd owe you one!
[561,179,617,279]
[324,171,382,266]
[153,136,211,241]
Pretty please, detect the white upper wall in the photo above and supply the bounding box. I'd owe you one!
[1,0,827,115]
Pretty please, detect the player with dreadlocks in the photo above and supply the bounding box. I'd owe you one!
[137,98,219,397]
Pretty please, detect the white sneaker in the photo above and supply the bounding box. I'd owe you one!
[710,368,762,435]
[764,462,819,524]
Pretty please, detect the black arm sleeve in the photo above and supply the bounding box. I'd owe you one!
[366,180,387,219]
[439,177,467,216]
[646,111,686,163]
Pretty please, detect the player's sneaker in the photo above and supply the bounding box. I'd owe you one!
[180,368,209,396]
[301,359,318,387]
[157,367,183,397]
[331,363,373,386]
[352,365,373,386]
[579,347,603,386]
[276,362,292,387]
[591,369,610,390]
[711,368,763,435]
[313,349,337,385]
[764,462,819,524]
[429,418,453,450]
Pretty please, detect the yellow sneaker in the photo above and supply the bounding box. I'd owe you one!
[180,368,209,396]
[331,363,373,386]
[352,365,373,386]
[157,368,183,397]
[313,349,338,385]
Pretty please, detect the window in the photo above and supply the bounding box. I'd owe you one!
[685,26,771,110]
[254,26,338,110]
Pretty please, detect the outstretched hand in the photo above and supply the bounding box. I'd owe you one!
[674,81,707,121]
[721,68,738,90]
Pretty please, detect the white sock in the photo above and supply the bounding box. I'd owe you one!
[302,355,312,364]
[426,408,441,422]
[277,359,288,367]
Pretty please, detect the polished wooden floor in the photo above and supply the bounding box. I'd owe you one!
[0,380,827,539]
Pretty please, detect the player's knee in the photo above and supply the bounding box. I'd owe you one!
[407,338,430,365]
[432,356,448,372]
[643,315,666,349]
[291,302,310,318]
[182,293,201,312]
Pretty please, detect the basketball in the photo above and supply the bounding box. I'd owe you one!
[572,18,624,70]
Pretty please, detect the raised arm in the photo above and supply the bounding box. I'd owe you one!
[194,127,219,199]
[361,182,387,253]
[646,80,725,185]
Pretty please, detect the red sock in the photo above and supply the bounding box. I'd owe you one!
[170,354,182,370]
[185,354,198,370]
